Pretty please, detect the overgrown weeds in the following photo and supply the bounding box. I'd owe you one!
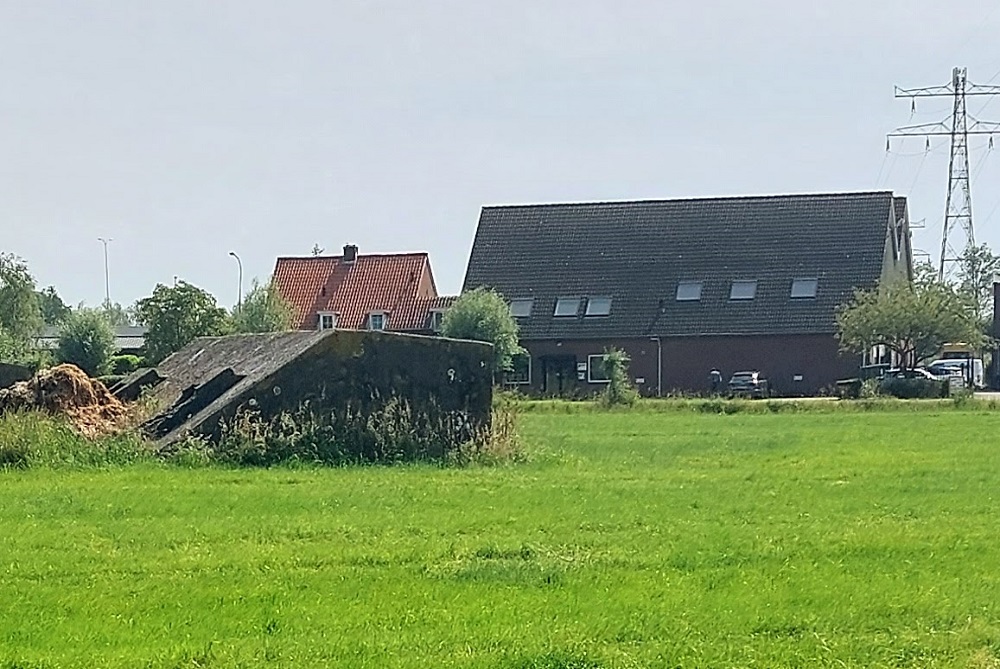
[0,411,151,469]
[174,394,523,468]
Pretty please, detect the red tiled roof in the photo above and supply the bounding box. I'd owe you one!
[273,252,445,331]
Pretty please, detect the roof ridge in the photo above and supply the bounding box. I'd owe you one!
[276,252,429,261]
[480,190,896,210]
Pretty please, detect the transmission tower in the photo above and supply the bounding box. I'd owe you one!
[888,67,1000,279]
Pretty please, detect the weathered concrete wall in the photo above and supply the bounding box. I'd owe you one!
[0,363,32,389]
[140,330,493,451]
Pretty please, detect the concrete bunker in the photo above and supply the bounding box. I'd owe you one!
[120,330,493,458]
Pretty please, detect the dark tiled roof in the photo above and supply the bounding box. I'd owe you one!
[462,191,901,338]
[272,252,442,331]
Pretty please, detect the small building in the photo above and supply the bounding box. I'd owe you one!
[35,325,147,357]
[122,330,493,456]
[272,244,454,335]
[462,191,914,396]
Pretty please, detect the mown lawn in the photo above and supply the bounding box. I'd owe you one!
[2,407,1000,668]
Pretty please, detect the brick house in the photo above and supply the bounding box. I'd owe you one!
[272,245,454,334]
[462,191,914,396]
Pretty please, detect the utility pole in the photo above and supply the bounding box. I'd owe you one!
[97,237,112,306]
[888,67,1000,280]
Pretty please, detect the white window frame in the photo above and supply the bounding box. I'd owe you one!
[368,311,387,330]
[430,309,446,332]
[790,277,819,299]
[318,312,337,331]
[554,296,582,317]
[587,354,611,384]
[509,298,534,318]
[504,353,531,385]
[729,280,757,301]
[585,296,612,316]
[676,281,702,301]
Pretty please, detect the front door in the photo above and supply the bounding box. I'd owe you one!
[540,355,577,396]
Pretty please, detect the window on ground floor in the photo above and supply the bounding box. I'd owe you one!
[587,354,611,383]
[504,353,531,385]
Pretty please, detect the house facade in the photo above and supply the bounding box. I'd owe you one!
[462,191,913,396]
[272,244,454,334]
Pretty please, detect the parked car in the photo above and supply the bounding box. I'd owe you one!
[884,367,948,381]
[927,358,984,388]
[728,371,769,398]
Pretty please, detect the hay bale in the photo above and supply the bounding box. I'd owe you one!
[0,364,127,438]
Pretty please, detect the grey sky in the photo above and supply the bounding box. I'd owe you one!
[2,1,999,309]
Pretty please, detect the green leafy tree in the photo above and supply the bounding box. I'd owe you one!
[100,301,136,327]
[56,309,116,376]
[36,286,71,326]
[956,243,1000,325]
[440,287,523,373]
[0,253,42,346]
[135,281,230,364]
[231,279,295,333]
[837,276,984,370]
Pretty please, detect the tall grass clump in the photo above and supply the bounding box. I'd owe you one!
[0,411,150,469]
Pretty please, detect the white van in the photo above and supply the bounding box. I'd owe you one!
[927,358,985,389]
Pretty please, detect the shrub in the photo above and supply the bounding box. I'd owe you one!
[108,354,143,376]
[56,310,115,377]
[877,377,948,399]
[600,348,638,407]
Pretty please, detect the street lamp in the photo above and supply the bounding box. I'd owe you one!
[229,251,243,312]
[97,237,112,306]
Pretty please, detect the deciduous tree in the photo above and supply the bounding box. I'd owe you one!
[135,281,229,364]
[0,253,42,345]
[956,243,1000,325]
[231,279,295,333]
[440,287,523,373]
[836,277,984,369]
[37,286,71,326]
[56,309,116,377]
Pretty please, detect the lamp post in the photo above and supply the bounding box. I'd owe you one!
[97,237,112,306]
[229,251,243,313]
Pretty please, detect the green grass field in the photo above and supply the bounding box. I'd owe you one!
[3,406,1000,668]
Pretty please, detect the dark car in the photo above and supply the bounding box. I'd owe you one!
[728,371,769,398]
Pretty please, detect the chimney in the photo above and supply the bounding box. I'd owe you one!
[343,244,358,264]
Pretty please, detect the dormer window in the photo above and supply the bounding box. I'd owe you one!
[318,312,337,330]
[430,309,446,332]
[368,312,387,331]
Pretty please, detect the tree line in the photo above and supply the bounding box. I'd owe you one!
[0,252,294,376]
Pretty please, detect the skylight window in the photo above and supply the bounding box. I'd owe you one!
[729,280,757,300]
[368,312,387,330]
[553,297,582,317]
[585,296,612,316]
[791,278,819,298]
[676,281,702,301]
[509,298,534,318]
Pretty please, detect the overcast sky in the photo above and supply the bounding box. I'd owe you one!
[2,1,999,309]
